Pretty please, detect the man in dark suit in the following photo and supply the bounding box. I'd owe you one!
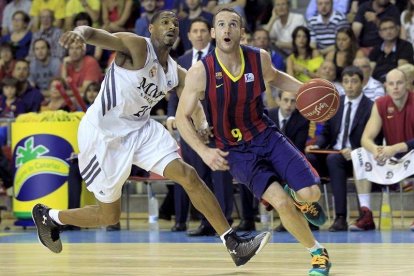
[166,17,234,236]
[306,66,377,232]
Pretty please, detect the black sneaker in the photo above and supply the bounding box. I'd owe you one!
[32,204,62,253]
[224,230,271,266]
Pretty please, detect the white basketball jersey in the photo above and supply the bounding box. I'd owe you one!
[84,37,179,138]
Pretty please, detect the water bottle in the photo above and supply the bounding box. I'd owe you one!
[147,185,159,231]
[379,187,392,230]
[259,203,273,231]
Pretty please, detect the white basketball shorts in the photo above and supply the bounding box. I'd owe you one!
[77,118,180,203]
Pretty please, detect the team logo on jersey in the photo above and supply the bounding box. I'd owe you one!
[137,77,166,105]
[386,106,395,119]
[149,65,157,78]
[244,73,254,82]
[215,72,223,79]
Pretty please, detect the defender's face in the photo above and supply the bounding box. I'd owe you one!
[150,12,179,47]
[212,12,244,53]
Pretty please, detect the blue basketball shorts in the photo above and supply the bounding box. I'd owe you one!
[227,127,320,199]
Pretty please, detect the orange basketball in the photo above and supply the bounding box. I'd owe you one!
[296,78,340,122]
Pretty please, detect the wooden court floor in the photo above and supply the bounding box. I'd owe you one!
[1,242,414,275]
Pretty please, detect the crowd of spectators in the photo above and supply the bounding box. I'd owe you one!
[0,0,413,233]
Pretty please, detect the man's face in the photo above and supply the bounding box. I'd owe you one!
[318,61,336,81]
[40,10,53,29]
[278,91,296,117]
[342,74,363,99]
[149,12,179,47]
[34,40,49,61]
[188,21,211,50]
[317,0,332,17]
[186,0,201,11]
[274,0,289,17]
[141,0,157,13]
[379,21,399,42]
[12,61,29,81]
[385,70,408,102]
[353,58,371,80]
[252,30,269,49]
[212,11,244,53]
[68,41,85,62]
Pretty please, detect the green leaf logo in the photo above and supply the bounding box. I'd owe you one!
[15,137,49,167]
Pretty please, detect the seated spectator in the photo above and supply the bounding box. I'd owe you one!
[65,0,101,31]
[0,42,16,82]
[252,27,285,108]
[306,0,351,20]
[0,76,25,118]
[353,56,385,101]
[398,63,414,91]
[40,77,71,112]
[29,38,62,96]
[30,0,65,32]
[306,66,376,232]
[317,60,345,96]
[60,41,102,97]
[1,0,31,36]
[73,12,109,68]
[369,17,414,83]
[286,26,323,82]
[101,0,133,33]
[308,0,349,56]
[356,68,414,231]
[400,0,414,45]
[352,0,400,55]
[83,81,100,108]
[263,0,307,56]
[27,9,66,60]
[205,0,246,22]
[178,0,213,53]
[12,59,44,112]
[134,0,158,38]
[325,27,365,81]
[1,11,32,59]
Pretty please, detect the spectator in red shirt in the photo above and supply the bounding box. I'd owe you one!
[60,40,102,96]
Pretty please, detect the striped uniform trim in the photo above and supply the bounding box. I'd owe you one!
[308,11,349,49]
[101,63,117,116]
[80,155,102,186]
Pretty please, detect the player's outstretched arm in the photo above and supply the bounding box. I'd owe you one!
[260,49,303,93]
[59,25,132,56]
[176,63,229,171]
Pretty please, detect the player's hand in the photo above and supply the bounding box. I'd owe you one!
[166,118,176,135]
[376,145,398,162]
[340,148,352,161]
[201,148,229,171]
[305,145,319,153]
[59,31,85,49]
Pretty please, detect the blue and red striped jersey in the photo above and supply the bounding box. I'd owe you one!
[202,45,274,149]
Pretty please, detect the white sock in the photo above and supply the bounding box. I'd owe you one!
[307,240,323,253]
[358,193,371,209]
[48,209,64,225]
[220,228,233,244]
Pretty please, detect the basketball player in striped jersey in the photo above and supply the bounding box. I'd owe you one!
[176,8,331,276]
[31,10,271,266]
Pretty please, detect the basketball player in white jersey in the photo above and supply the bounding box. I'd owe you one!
[31,10,270,266]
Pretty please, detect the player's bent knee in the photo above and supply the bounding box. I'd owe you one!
[297,185,321,202]
[273,198,296,214]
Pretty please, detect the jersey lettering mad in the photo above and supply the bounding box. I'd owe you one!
[85,37,178,138]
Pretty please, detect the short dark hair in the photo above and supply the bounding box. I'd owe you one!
[74,12,92,27]
[12,10,30,24]
[379,16,399,27]
[341,66,364,82]
[33,38,51,50]
[188,17,211,33]
[213,8,243,28]
[150,10,176,24]
[2,77,18,88]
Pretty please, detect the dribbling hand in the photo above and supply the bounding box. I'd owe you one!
[202,148,229,171]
